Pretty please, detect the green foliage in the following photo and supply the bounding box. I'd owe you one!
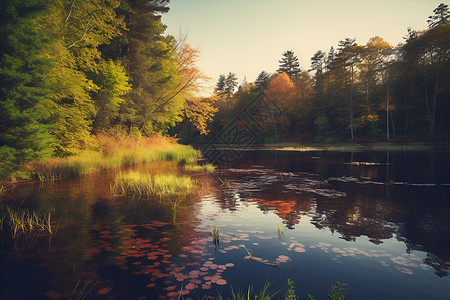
[284,278,298,300]
[90,60,131,131]
[0,0,57,175]
[217,281,280,300]
[328,282,349,300]
[184,163,215,173]
[113,171,194,200]
[278,50,301,80]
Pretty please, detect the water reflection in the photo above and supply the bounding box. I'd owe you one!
[211,150,450,278]
[1,151,450,299]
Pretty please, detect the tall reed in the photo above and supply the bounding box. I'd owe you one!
[2,206,53,238]
[27,135,200,181]
[113,171,194,200]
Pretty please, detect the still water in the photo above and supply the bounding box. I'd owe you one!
[1,150,450,299]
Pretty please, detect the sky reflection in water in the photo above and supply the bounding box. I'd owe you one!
[1,151,450,299]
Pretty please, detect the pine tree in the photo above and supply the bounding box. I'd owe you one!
[0,0,56,175]
[255,71,270,89]
[310,51,325,75]
[215,74,226,92]
[277,50,300,80]
[224,72,238,96]
[428,3,450,28]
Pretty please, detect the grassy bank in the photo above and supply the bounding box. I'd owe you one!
[25,135,200,181]
[275,144,433,152]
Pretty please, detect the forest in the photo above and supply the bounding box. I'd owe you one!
[1,1,450,179]
[179,3,450,145]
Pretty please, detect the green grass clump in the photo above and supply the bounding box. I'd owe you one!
[113,171,194,200]
[217,281,280,300]
[1,206,53,238]
[184,163,215,173]
[215,279,347,300]
[29,146,200,181]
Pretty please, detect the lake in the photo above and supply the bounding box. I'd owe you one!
[1,150,450,299]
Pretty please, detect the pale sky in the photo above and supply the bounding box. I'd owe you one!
[162,0,445,92]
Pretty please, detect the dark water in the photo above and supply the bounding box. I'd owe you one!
[1,151,450,299]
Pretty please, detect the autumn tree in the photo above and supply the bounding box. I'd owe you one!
[358,36,392,115]
[278,50,301,80]
[266,72,296,136]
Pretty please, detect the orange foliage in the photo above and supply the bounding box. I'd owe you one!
[266,72,296,109]
[184,97,218,135]
[176,42,210,96]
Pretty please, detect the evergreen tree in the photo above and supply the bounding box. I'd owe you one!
[255,71,270,89]
[215,74,226,92]
[110,0,183,134]
[428,3,450,28]
[310,50,325,75]
[0,0,56,174]
[224,72,238,96]
[277,50,300,80]
[326,46,336,71]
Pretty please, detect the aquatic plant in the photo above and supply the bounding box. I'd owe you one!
[2,206,53,238]
[0,184,5,197]
[184,163,216,173]
[212,226,221,241]
[218,177,232,189]
[215,279,346,300]
[217,281,280,300]
[25,135,200,181]
[171,199,182,224]
[277,224,285,241]
[284,278,298,300]
[69,279,98,300]
[113,171,194,200]
[328,282,349,300]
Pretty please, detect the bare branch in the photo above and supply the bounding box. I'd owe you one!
[67,15,93,49]
[64,0,78,24]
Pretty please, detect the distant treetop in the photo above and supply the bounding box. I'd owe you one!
[428,3,450,28]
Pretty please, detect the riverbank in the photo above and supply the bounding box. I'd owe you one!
[1,135,200,183]
[198,142,450,152]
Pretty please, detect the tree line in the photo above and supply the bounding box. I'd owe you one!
[201,3,450,144]
[0,0,214,176]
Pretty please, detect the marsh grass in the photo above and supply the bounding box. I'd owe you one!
[277,224,285,241]
[184,163,215,173]
[215,279,346,300]
[219,177,232,189]
[2,205,53,238]
[69,279,98,300]
[217,281,281,300]
[113,171,194,200]
[27,135,199,181]
[171,199,182,224]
